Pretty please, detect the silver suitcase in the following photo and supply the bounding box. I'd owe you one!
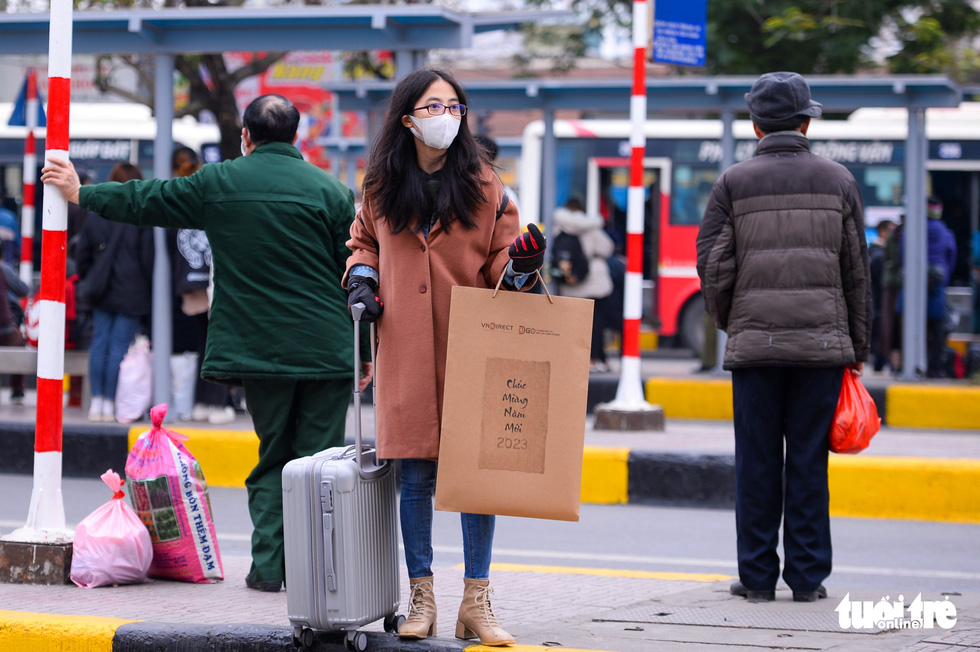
[283,306,402,651]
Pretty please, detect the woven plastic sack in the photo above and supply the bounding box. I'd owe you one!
[70,469,153,588]
[829,372,881,454]
[125,404,224,583]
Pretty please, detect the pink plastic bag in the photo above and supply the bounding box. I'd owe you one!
[70,469,153,589]
[125,404,224,583]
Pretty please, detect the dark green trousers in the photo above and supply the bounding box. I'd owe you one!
[242,378,349,583]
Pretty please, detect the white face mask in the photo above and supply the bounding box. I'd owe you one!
[409,113,461,150]
[240,135,248,157]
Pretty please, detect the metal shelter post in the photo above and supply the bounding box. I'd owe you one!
[151,53,174,407]
[540,107,556,236]
[901,107,928,379]
[713,107,735,372]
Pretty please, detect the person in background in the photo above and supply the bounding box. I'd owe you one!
[345,67,543,646]
[474,134,520,214]
[922,197,957,377]
[43,94,361,594]
[169,146,234,425]
[697,72,870,605]
[869,219,894,372]
[552,196,615,372]
[0,261,28,404]
[72,162,154,422]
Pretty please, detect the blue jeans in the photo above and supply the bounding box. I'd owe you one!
[89,309,141,400]
[399,459,494,580]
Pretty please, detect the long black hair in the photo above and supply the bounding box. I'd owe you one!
[361,68,489,234]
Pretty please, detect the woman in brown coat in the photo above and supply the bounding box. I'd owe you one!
[344,68,545,647]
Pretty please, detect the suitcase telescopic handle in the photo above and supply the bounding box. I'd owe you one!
[350,303,372,471]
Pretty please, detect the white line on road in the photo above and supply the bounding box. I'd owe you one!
[4,520,974,583]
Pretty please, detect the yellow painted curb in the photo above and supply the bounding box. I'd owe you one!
[0,610,135,652]
[581,446,629,505]
[885,384,980,429]
[829,456,980,523]
[128,426,257,489]
[644,377,733,420]
[467,647,610,652]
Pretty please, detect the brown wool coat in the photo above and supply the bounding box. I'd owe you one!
[345,168,520,460]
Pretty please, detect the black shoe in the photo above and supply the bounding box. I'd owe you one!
[792,585,827,602]
[245,575,283,592]
[730,580,775,603]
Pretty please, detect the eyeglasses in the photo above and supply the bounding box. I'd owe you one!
[412,103,467,117]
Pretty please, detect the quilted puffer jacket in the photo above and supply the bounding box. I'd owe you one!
[696,131,871,369]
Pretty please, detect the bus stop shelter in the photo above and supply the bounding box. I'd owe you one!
[0,5,964,381]
[328,75,963,379]
[0,5,565,402]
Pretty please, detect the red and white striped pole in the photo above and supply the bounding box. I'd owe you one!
[16,0,73,541]
[611,0,651,407]
[19,69,38,301]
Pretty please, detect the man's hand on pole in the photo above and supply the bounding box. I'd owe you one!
[40,157,81,204]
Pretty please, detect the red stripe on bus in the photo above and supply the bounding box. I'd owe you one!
[626,233,644,274]
[35,377,64,452]
[623,319,641,358]
[45,77,71,150]
[38,230,67,303]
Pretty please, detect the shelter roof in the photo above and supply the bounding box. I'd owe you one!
[331,75,963,113]
[0,6,562,55]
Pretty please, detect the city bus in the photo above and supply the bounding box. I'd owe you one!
[519,104,980,353]
[0,101,221,190]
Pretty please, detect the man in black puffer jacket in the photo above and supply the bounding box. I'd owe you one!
[697,72,871,605]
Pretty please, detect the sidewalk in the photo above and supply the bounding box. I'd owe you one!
[1,353,979,650]
[1,541,979,651]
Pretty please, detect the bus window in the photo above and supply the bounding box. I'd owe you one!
[671,165,718,225]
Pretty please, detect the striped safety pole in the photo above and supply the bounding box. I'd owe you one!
[19,68,38,301]
[611,0,650,407]
[18,0,73,540]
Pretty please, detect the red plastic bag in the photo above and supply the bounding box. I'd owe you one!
[70,469,153,588]
[829,372,881,454]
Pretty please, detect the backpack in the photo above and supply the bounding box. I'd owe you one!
[551,232,589,285]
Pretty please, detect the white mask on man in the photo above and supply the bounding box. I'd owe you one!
[240,135,248,157]
[409,113,461,150]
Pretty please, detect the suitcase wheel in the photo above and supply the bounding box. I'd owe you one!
[292,628,315,650]
[345,630,368,652]
[383,613,405,634]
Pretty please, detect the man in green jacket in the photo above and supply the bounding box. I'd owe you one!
[43,94,366,592]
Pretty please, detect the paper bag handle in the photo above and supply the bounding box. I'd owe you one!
[493,268,553,303]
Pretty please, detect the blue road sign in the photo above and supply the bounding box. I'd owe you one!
[653,1,707,68]
[7,74,47,127]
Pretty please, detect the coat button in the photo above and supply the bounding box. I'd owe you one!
[419,285,427,293]
[420,244,426,252]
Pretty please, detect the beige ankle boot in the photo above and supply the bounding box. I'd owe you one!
[455,578,514,646]
[397,576,436,639]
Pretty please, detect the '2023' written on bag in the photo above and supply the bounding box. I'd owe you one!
[435,276,593,521]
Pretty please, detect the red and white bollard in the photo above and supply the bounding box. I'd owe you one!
[19,69,38,300]
[594,0,663,429]
[10,0,73,542]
